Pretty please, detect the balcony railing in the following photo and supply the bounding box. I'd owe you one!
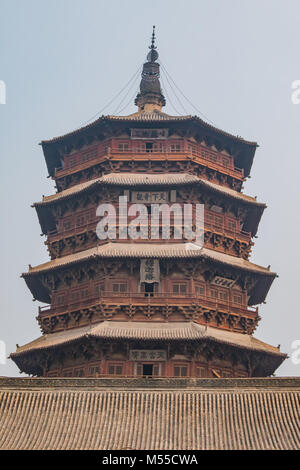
[47,219,251,244]
[54,139,244,179]
[39,291,258,318]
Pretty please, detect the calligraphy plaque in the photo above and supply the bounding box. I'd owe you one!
[130,128,168,139]
[211,276,236,288]
[129,350,167,361]
[131,191,169,203]
[140,259,160,283]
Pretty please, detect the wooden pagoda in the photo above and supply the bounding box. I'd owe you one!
[11,30,286,378]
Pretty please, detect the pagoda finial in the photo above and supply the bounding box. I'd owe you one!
[135,26,166,112]
[150,25,156,50]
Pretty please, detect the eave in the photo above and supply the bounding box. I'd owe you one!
[33,173,266,236]
[40,112,257,178]
[10,321,285,359]
[22,242,276,305]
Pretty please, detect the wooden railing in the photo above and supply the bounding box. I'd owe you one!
[47,219,252,244]
[54,138,244,179]
[39,291,258,317]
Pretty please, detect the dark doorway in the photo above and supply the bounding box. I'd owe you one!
[146,142,153,152]
[143,364,153,376]
[144,283,154,297]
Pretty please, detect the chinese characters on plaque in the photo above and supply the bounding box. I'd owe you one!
[130,128,168,139]
[211,276,236,288]
[131,191,169,203]
[129,350,167,361]
[140,259,160,283]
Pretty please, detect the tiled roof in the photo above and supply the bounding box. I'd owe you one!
[11,321,284,357]
[34,172,264,206]
[108,110,192,121]
[41,112,257,146]
[23,242,275,276]
[0,377,299,450]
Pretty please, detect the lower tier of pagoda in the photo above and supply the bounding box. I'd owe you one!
[10,321,285,378]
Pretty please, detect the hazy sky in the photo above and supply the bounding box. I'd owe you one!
[0,0,299,377]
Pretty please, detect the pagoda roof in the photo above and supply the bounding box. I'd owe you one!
[40,111,257,178]
[41,110,257,144]
[0,376,298,450]
[34,173,265,236]
[35,172,263,206]
[23,242,275,304]
[11,321,285,359]
[24,242,275,276]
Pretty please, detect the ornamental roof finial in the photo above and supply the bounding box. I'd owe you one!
[150,25,156,50]
[134,26,166,111]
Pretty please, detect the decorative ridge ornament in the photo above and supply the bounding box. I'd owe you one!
[147,25,159,63]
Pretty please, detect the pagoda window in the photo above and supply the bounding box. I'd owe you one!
[219,290,228,302]
[80,288,89,299]
[210,288,218,299]
[174,364,188,377]
[205,211,224,229]
[233,293,243,304]
[70,287,89,304]
[94,282,104,297]
[172,283,187,295]
[63,219,72,231]
[89,364,100,376]
[227,218,237,232]
[74,368,85,377]
[170,144,181,153]
[152,142,163,153]
[209,153,218,163]
[118,143,129,152]
[70,290,79,303]
[205,213,214,225]
[214,215,223,228]
[196,366,206,378]
[57,294,65,306]
[112,282,127,293]
[108,363,123,376]
[195,282,205,297]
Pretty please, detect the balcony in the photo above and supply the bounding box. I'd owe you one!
[47,218,252,246]
[38,291,258,319]
[54,139,244,180]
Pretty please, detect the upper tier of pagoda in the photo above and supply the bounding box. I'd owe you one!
[39,29,258,182]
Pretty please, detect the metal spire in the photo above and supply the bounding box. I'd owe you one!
[150,25,156,50]
[134,26,165,111]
